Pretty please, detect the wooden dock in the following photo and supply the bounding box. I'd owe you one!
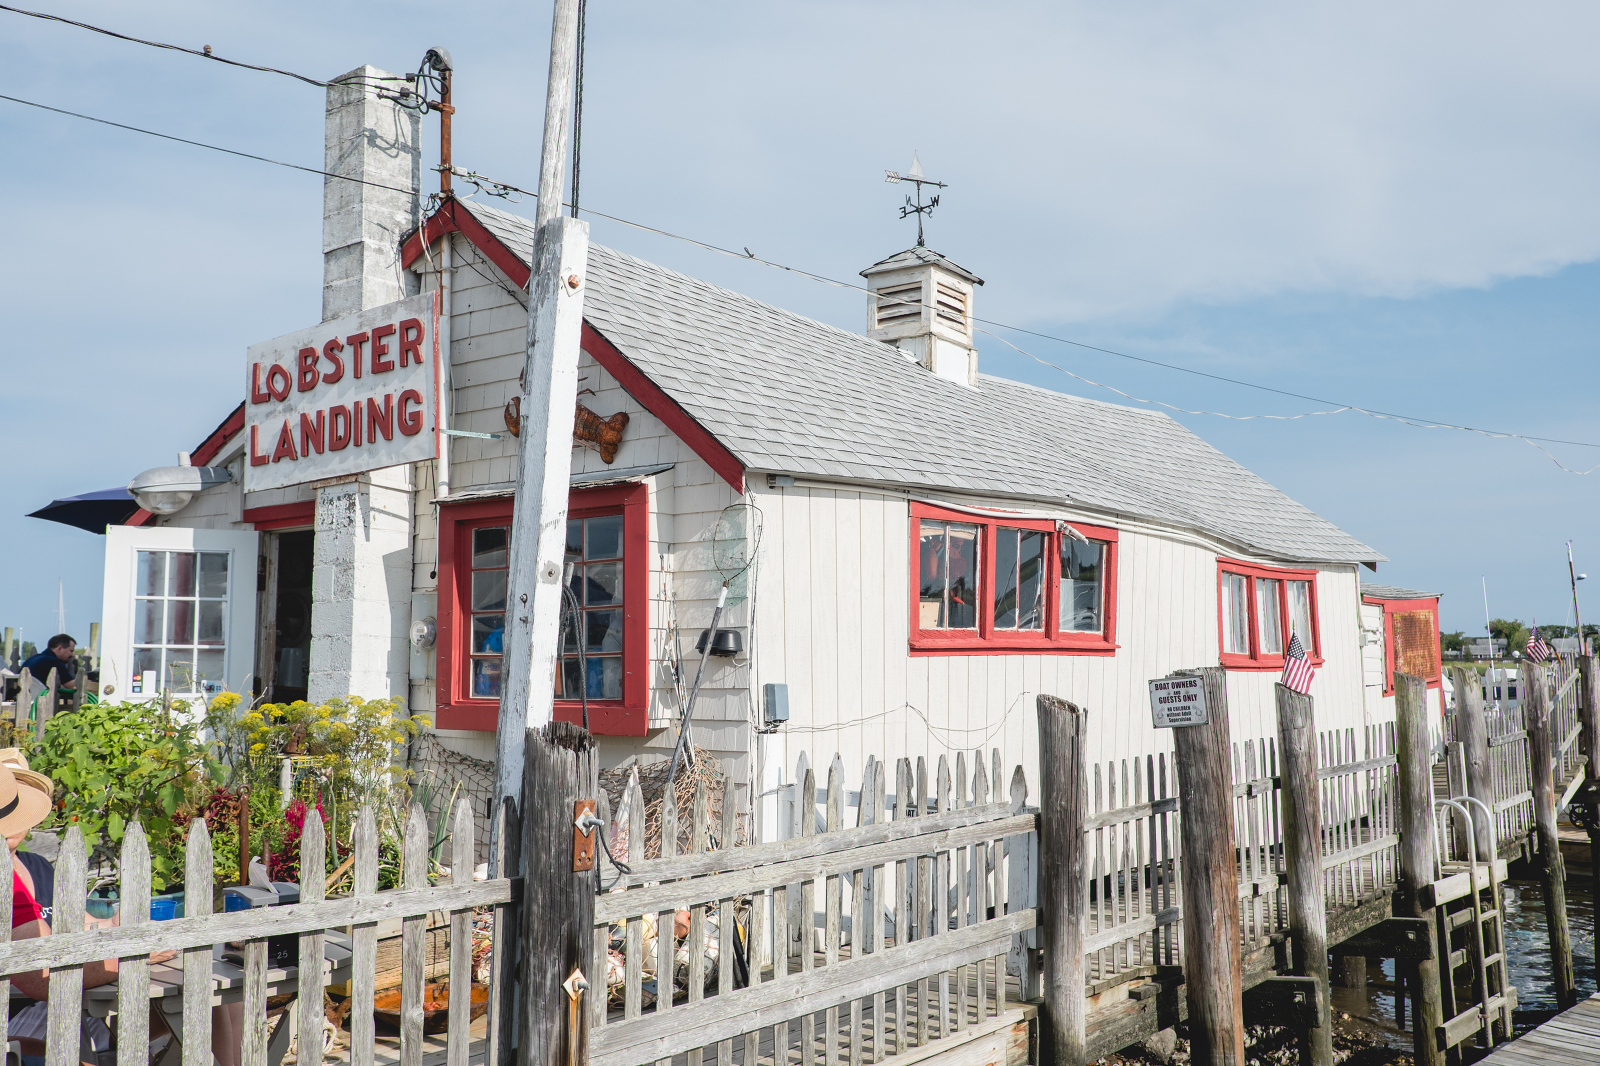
[1473,993,1600,1066]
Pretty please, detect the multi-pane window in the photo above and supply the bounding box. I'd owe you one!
[132,550,228,697]
[467,527,508,699]
[1218,561,1320,667]
[911,506,1118,653]
[918,520,979,630]
[560,515,625,700]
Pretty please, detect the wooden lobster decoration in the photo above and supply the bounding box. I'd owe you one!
[504,397,630,465]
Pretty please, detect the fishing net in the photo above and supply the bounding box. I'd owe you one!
[599,747,745,859]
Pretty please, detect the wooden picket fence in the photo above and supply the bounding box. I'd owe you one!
[588,749,1036,1066]
[0,799,515,1066]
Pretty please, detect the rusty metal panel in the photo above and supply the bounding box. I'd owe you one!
[1393,610,1438,680]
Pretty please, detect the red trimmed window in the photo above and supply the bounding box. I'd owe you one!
[909,503,1118,655]
[1217,559,1322,671]
[436,483,648,733]
[1362,595,1441,696]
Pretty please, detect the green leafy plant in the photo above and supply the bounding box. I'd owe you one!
[32,700,220,889]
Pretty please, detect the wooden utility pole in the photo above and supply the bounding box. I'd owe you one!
[1450,667,1495,860]
[1274,683,1332,1066]
[1394,674,1444,1066]
[1523,662,1577,1008]
[1580,655,1600,926]
[521,723,598,1065]
[493,0,590,803]
[1171,668,1245,1066]
[1036,694,1087,1066]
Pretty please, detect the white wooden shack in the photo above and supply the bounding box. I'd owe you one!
[82,68,1402,841]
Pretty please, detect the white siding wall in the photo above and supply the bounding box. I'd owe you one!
[750,483,1374,829]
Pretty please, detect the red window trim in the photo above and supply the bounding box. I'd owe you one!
[1361,595,1442,697]
[436,483,650,734]
[908,503,1119,657]
[243,501,315,531]
[1216,558,1323,672]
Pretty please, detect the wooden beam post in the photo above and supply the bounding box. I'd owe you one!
[492,0,589,811]
[1274,683,1333,1066]
[1522,661,1577,1008]
[1449,667,1495,859]
[1171,668,1245,1066]
[1036,694,1087,1065]
[1580,654,1600,939]
[520,722,598,1066]
[1394,673,1444,1066]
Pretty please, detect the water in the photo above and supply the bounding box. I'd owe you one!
[1329,875,1596,1047]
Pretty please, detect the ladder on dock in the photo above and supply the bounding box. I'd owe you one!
[1433,797,1516,1057]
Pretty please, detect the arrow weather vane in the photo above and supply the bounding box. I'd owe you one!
[885,151,946,247]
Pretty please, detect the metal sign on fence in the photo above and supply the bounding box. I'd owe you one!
[1149,675,1209,727]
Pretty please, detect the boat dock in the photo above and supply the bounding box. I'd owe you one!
[1474,994,1600,1066]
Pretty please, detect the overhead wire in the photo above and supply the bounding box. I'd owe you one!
[0,2,388,89]
[4,84,1596,471]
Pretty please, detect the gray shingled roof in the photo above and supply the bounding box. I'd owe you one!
[459,200,1383,565]
[1361,583,1437,601]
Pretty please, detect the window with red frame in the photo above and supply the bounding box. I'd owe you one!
[910,504,1118,655]
[436,484,648,733]
[1217,559,1321,670]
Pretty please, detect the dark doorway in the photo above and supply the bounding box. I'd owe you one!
[271,530,315,704]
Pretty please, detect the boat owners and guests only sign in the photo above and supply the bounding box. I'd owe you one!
[245,292,440,492]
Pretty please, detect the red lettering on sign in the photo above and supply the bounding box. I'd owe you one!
[367,394,394,442]
[347,332,368,379]
[250,363,272,405]
[249,424,269,466]
[354,403,363,447]
[398,389,424,436]
[265,364,292,402]
[321,337,345,384]
[300,410,325,456]
[398,318,424,367]
[370,324,396,373]
[328,405,351,451]
[271,420,298,463]
[296,348,320,392]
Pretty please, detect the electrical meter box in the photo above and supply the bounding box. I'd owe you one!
[763,683,790,726]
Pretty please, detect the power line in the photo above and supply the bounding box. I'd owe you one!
[0,2,377,89]
[7,88,1597,467]
[0,92,417,196]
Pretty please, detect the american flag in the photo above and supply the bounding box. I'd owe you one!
[1525,632,1552,663]
[1281,631,1315,694]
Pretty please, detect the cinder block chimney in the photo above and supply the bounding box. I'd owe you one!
[322,66,421,321]
[861,248,984,388]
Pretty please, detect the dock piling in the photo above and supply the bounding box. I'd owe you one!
[1523,661,1577,1009]
[1275,683,1333,1066]
[1395,674,1445,1066]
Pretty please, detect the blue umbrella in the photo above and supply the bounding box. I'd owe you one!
[27,486,140,534]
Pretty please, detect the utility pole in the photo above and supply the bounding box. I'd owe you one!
[491,0,591,812]
[1568,541,1586,654]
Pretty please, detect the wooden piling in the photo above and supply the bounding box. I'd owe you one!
[1523,661,1577,1008]
[1274,683,1333,1066]
[1036,694,1087,1066]
[1580,655,1600,919]
[1450,667,1495,860]
[1171,668,1245,1066]
[521,722,598,1066]
[1394,673,1444,1066]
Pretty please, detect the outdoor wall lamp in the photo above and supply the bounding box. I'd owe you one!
[128,452,233,515]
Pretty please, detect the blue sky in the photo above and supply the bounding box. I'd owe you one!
[3,0,1597,646]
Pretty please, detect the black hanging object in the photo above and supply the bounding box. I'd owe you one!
[695,628,743,658]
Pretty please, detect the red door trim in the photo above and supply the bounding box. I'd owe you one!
[243,501,316,531]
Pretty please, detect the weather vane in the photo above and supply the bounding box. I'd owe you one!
[885,151,946,247]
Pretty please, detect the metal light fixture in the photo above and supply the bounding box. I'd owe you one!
[127,452,232,515]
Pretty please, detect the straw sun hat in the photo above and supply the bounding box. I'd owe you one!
[0,749,53,839]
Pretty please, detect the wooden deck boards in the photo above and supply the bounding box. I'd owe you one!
[1474,994,1600,1066]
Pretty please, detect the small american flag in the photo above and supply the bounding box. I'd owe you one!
[1525,632,1552,663]
[1281,631,1315,694]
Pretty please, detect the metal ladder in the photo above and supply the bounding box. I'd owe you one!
[1434,796,1515,1056]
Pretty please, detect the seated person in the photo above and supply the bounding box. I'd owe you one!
[20,635,79,688]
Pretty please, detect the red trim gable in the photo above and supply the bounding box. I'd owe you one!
[403,200,746,493]
[581,323,745,492]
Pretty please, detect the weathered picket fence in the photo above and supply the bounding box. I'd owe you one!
[0,799,515,1066]
[589,749,1036,1066]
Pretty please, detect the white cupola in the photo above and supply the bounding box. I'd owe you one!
[861,247,984,388]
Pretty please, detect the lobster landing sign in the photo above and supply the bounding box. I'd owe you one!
[244,293,440,492]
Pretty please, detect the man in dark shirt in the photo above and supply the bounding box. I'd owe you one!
[21,634,76,686]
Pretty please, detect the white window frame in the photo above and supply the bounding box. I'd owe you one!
[101,525,259,704]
